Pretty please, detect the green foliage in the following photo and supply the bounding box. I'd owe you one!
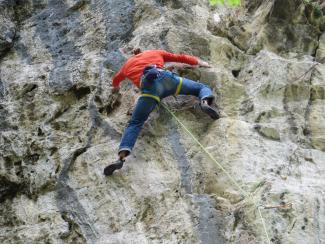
[209,0,241,7]
[302,0,323,18]
[314,6,322,18]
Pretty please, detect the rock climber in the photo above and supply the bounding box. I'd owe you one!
[104,49,220,176]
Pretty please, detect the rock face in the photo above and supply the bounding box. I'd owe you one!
[0,1,16,58]
[0,0,324,243]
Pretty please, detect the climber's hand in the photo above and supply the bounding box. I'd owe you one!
[111,87,120,94]
[198,60,211,68]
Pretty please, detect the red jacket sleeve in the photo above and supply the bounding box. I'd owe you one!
[160,50,198,65]
[112,69,125,88]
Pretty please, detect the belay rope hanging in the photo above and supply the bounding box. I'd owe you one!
[162,103,271,244]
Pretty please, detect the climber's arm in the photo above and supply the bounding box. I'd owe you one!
[112,69,126,88]
[160,50,198,65]
[160,50,211,68]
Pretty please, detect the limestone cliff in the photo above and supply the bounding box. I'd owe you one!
[0,0,324,243]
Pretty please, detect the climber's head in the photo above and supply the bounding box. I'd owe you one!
[132,48,142,55]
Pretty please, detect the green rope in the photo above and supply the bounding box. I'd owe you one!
[162,103,271,244]
[258,206,271,243]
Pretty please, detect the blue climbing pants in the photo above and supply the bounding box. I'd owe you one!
[118,70,214,154]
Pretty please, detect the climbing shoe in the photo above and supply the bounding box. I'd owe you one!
[200,100,220,120]
[103,159,125,176]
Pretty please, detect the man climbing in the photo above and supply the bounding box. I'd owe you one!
[104,49,220,176]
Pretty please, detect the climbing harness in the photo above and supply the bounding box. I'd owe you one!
[141,93,161,103]
[140,70,184,104]
[162,103,271,244]
[175,77,183,96]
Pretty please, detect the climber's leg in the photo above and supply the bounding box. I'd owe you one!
[118,96,158,155]
[178,77,215,102]
[104,96,158,176]
[177,77,220,120]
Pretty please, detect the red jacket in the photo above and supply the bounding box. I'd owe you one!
[112,50,198,88]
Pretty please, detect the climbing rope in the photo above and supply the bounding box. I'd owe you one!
[162,103,271,244]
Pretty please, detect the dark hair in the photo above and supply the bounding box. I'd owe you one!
[133,48,142,55]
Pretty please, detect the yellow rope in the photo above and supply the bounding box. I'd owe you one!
[162,103,271,244]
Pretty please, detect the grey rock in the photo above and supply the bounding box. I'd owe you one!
[316,32,325,63]
[0,0,324,243]
[0,0,16,57]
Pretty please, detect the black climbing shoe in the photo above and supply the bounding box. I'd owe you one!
[104,159,125,176]
[200,101,220,120]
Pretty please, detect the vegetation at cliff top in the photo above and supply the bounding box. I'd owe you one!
[209,0,241,6]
